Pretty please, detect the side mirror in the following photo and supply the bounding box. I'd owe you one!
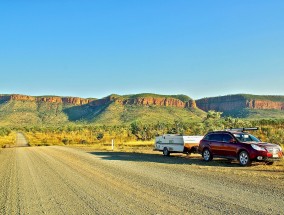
[229,139,236,144]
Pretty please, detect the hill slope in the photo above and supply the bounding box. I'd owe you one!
[0,94,206,126]
[65,93,206,125]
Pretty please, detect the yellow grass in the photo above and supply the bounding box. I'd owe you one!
[0,132,17,148]
[23,130,148,147]
[69,140,154,153]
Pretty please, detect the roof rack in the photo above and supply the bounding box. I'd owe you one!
[225,127,258,132]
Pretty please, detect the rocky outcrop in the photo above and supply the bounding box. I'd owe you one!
[3,94,94,106]
[196,95,284,112]
[186,100,197,109]
[62,97,91,105]
[196,95,247,112]
[10,94,36,101]
[2,93,197,109]
[246,100,284,110]
[38,97,63,103]
[90,96,197,109]
[123,97,186,107]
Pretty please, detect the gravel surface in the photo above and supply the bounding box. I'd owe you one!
[0,143,283,214]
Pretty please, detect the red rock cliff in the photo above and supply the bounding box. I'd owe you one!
[246,100,284,110]
[5,94,93,106]
[37,97,62,103]
[62,97,91,105]
[123,97,186,107]
[10,94,36,101]
[4,93,198,108]
[196,95,284,112]
[91,96,197,109]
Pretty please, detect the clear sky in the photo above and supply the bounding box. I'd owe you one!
[1,0,284,99]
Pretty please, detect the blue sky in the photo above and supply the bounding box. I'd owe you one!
[1,0,284,99]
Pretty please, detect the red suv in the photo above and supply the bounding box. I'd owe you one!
[198,128,283,166]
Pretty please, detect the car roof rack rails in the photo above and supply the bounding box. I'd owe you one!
[225,127,259,132]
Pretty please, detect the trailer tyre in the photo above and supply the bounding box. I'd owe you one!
[163,147,170,156]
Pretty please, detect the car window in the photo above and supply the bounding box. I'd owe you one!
[222,134,234,142]
[233,133,260,142]
[203,134,211,140]
[209,134,223,141]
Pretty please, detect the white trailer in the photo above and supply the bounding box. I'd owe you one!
[154,134,204,156]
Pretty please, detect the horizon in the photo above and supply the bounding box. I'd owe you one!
[1,1,284,99]
[1,91,284,100]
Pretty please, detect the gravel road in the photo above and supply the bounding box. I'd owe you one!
[0,143,283,214]
[15,133,29,147]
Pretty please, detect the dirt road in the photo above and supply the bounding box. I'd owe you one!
[15,133,29,147]
[0,145,283,214]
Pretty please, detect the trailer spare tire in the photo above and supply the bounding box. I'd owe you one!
[163,147,170,156]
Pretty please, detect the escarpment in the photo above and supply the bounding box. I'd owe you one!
[196,95,284,112]
[0,94,94,106]
[90,95,197,109]
[1,94,197,109]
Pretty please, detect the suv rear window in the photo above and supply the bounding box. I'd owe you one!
[204,133,234,142]
[208,133,223,141]
[222,134,234,142]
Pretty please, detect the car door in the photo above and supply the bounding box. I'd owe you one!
[221,133,238,157]
[209,133,223,156]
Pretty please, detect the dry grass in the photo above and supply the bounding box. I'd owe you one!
[69,140,154,153]
[23,130,138,147]
[0,132,17,149]
[24,132,62,146]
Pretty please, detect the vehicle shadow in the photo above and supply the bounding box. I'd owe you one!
[88,151,242,167]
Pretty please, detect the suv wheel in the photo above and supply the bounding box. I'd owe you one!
[238,151,251,166]
[163,147,170,156]
[202,148,212,161]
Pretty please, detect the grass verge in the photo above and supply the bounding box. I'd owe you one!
[0,132,17,149]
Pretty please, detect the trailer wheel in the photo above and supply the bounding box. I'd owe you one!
[163,147,170,156]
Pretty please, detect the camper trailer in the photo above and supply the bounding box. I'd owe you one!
[154,134,204,156]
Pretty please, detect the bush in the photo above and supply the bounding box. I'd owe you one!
[62,138,69,145]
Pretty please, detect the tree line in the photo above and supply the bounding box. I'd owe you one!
[1,111,284,147]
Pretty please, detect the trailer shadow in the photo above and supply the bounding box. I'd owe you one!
[88,151,242,167]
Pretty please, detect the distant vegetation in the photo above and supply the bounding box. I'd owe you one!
[122,93,192,102]
[91,103,205,125]
[1,111,283,149]
[200,94,284,102]
[240,94,284,102]
[221,108,284,119]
